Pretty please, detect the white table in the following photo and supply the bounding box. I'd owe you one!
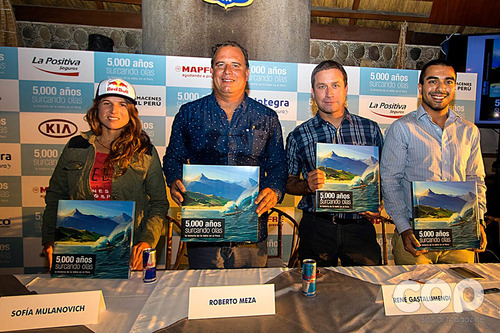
[16,263,500,332]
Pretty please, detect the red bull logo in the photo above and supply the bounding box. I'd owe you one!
[107,80,130,94]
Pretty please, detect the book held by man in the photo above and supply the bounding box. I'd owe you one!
[52,200,135,279]
[412,181,480,250]
[315,143,380,213]
[181,164,260,242]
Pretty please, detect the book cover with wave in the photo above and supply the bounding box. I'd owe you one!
[181,164,260,242]
[412,181,480,250]
[52,200,135,279]
[315,143,380,213]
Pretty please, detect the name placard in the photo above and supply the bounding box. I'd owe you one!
[0,290,106,332]
[188,284,275,320]
[382,281,458,316]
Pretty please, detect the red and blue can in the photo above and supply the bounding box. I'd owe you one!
[302,259,316,296]
[142,248,157,283]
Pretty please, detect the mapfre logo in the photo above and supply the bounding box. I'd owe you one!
[38,119,78,138]
[32,186,48,194]
[176,65,212,74]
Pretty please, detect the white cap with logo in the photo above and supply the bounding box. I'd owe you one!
[96,78,136,104]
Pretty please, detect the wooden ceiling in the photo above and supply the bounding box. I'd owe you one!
[10,0,500,45]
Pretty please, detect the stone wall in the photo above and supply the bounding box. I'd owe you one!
[310,39,441,69]
[15,22,441,68]
[17,22,142,54]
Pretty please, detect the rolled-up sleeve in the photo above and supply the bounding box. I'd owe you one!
[465,127,487,219]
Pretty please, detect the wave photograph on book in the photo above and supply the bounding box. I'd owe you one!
[412,181,480,249]
[316,143,380,212]
[182,164,260,242]
[53,200,135,279]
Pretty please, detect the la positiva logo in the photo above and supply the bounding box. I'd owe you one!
[31,56,81,77]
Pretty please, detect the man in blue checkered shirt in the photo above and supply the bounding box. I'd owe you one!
[286,60,383,267]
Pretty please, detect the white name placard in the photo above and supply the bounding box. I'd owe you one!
[382,281,458,316]
[188,284,275,320]
[0,290,106,332]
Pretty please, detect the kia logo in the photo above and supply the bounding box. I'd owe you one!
[38,119,78,138]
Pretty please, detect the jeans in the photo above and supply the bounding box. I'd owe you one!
[298,212,381,267]
[186,240,268,269]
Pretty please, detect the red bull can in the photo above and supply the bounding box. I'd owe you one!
[142,248,157,283]
[302,259,316,296]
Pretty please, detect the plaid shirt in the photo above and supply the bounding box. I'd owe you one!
[286,109,383,217]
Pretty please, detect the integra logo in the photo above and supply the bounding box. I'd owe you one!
[0,153,11,160]
[38,119,78,138]
[0,153,11,170]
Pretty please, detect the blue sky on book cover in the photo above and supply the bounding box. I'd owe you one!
[316,143,379,212]
[53,200,135,279]
[182,164,260,242]
[412,181,480,249]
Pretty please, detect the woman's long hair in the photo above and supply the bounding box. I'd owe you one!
[85,97,151,178]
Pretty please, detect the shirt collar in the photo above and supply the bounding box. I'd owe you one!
[210,92,248,112]
[416,105,461,125]
[313,108,353,128]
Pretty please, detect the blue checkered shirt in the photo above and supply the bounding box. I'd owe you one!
[286,109,383,218]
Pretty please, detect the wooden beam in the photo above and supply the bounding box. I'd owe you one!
[82,0,142,4]
[348,0,361,26]
[311,23,400,43]
[95,1,105,10]
[13,5,142,29]
[312,6,429,24]
[311,23,445,46]
[429,0,500,28]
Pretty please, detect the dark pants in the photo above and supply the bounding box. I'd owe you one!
[298,212,381,267]
[186,240,268,269]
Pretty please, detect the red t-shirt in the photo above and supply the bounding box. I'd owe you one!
[90,152,112,200]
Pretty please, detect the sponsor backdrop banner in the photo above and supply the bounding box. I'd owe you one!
[0,47,476,272]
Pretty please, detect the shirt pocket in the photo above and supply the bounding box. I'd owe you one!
[62,161,85,197]
[63,161,84,184]
[120,163,147,195]
[248,129,269,156]
[451,141,471,172]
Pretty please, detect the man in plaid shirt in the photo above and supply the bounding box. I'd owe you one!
[286,60,383,267]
